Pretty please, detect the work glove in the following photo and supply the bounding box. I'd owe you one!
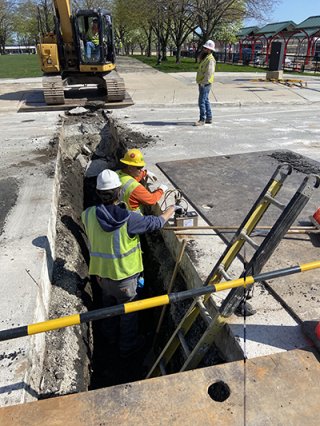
[158,184,168,193]
[146,170,158,182]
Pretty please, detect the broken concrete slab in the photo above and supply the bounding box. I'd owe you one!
[67,107,89,116]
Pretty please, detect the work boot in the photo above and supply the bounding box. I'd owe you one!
[205,119,212,124]
[235,301,256,317]
[193,120,205,127]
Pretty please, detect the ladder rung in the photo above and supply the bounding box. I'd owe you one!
[159,360,167,376]
[197,299,213,326]
[239,230,260,250]
[264,192,286,210]
[177,330,191,357]
[218,265,232,281]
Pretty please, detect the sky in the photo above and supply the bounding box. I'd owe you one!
[246,0,320,26]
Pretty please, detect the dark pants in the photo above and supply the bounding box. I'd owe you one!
[98,276,139,354]
[198,83,212,122]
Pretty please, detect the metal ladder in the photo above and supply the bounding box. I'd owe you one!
[147,165,320,378]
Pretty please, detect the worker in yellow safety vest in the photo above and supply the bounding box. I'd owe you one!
[86,18,100,60]
[194,40,216,126]
[117,148,168,213]
[81,169,176,358]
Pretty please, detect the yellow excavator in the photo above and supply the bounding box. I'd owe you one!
[37,0,125,105]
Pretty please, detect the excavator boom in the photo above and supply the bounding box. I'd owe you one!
[53,0,73,44]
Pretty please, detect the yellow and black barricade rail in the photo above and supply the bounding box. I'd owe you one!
[0,260,319,342]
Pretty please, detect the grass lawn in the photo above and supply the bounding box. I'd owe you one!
[0,54,42,78]
[133,54,320,77]
[133,54,267,73]
[0,52,317,78]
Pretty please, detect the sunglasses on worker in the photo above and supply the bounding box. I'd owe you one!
[136,166,144,170]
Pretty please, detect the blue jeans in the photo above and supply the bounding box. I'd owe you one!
[198,83,212,122]
[86,41,99,60]
[98,275,139,354]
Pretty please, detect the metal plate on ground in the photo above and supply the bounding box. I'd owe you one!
[157,150,320,322]
[1,349,319,425]
[157,150,320,227]
[18,88,133,112]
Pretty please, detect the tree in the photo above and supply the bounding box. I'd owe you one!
[111,0,154,56]
[14,0,39,46]
[215,21,242,62]
[73,0,113,10]
[245,0,279,22]
[0,0,16,54]
[169,0,198,63]
[148,0,171,63]
[191,0,277,57]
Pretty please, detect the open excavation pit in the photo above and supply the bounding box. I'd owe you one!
[39,108,235,397]
[1,107,320,422]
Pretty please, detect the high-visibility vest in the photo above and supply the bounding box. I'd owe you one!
[196,53,215,84]
[117,170,142,213]
[88,30,99,46]
[81,206,143,280]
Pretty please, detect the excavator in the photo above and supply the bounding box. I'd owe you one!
[37,0,125,105]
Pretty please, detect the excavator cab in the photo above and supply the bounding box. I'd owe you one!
[37,1,125,105]
[74,11,115,65]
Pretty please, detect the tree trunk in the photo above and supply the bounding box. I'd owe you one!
[161,40,167,61]
[175,45,182,64]
[146,27,152,57]
[156,40,161,65]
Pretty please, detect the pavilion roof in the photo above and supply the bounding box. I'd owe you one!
[256,21,297,36]
[296,15,320,29]
[238,17,320,42]
[237,26,259,38]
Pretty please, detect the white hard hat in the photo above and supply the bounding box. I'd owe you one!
[203,40,215,51]
[96,169,121,190]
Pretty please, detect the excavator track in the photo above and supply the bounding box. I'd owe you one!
[42,75,65,105]
[103,71,126,102]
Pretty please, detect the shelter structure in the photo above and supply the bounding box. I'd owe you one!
[236,16,320,70]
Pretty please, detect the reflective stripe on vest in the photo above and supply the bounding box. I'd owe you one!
[81,206,143,280]
[117,170,142,212]
[196,53,215,84]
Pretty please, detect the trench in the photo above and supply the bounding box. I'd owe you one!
[40,108,225,397]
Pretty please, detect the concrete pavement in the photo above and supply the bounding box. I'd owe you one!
[0,55,319,409]
[116,56,320,106]
[0,79,61,406]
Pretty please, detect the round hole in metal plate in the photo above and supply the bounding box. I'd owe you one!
[208,381,231,402]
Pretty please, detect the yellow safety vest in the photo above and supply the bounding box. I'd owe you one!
[196,53,215,84]
[88,30,99,46]
[81,206,143,280]
[117,170,142,213]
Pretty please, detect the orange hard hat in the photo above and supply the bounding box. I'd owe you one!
[120,149,146,167]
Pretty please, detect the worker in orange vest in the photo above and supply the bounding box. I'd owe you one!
[117,148,168,213]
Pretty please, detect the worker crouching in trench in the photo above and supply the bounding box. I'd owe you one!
[81,169,175,359]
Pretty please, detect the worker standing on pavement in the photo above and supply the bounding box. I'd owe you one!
[81,169,175,358]
[194,40,216,126]
[117,148,168,213]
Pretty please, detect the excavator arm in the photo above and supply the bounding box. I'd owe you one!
[52,0,73,44]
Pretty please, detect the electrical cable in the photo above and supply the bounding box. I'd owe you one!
[160,189,189,212]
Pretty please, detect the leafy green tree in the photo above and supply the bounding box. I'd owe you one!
[0,0,16,54]
[14,0,39,46]
[169,0,198,63]
[191,0,277,58]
